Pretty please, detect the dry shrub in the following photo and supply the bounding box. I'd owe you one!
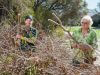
[0,25,100,75]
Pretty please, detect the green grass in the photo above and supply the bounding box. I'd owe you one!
[69,26,80,32]
[94,29,100,39]
[69,26,100,39]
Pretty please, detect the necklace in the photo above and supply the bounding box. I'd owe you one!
[82,29,88,37]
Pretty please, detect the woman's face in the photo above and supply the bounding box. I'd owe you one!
[25,19,32,27]
[81,19,90,29]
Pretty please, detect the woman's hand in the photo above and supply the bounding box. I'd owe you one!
[77,43,93,51]
[16,34,22,39]
[71,43,78,48]
[71,43,93,51]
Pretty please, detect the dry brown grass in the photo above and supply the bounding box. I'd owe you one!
[0,25,100,75]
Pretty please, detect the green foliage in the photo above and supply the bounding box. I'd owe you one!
[0,0,35,27]
[12,0,35,22]
[25,65,38,75]
[55,26,64,37]
[0,72,11,75]
[33,0,88,33]
[34,5,54,33]
[94,28,100,38]
[34,5,44,23]
[0,0,88,33]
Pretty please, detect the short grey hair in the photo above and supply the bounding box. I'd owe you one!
[81,15,93,27]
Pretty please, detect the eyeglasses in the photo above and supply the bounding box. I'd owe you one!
[81,22,89,24]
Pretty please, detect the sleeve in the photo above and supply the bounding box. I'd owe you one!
[92,32,98,50]
[90,30,98,50]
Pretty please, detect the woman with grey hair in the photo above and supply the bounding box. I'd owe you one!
[71,15,97,66]
[81,15,93,28]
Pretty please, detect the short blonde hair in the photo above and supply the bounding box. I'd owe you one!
[81,15,93,27]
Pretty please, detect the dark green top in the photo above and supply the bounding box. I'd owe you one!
[20,27,38,48]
